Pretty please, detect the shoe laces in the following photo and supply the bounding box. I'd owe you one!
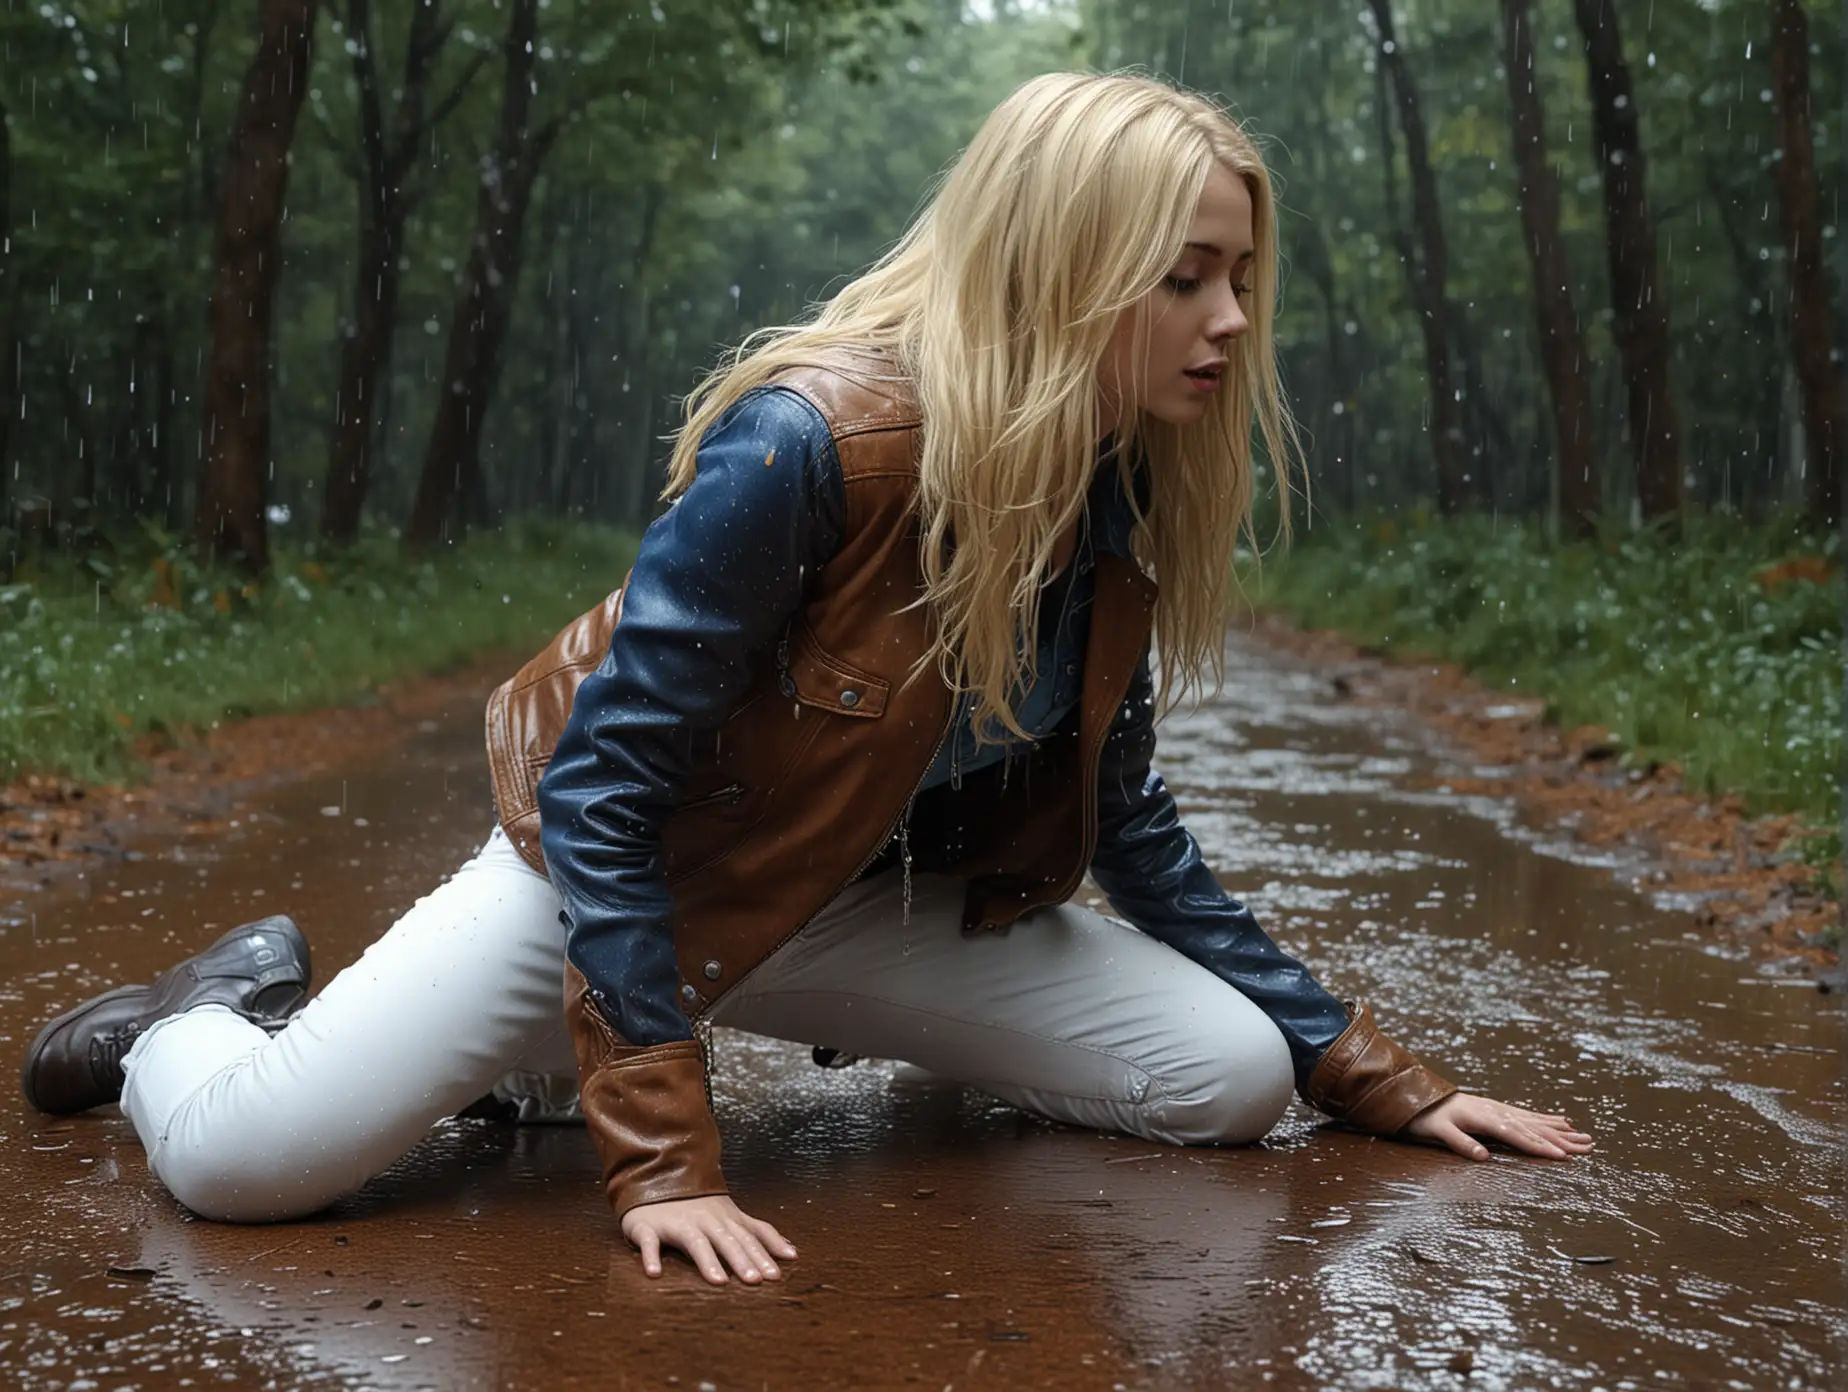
[88,1021,142,1084]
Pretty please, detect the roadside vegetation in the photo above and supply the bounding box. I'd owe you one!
[1247,513,1843,879]
[0,521,635,786]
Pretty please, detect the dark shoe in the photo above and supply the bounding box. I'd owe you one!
[139,914,311,1026]
[19,985,150,1116]
[20,915,312,1116]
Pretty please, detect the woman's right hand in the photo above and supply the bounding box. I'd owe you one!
[620,1195,798,1285]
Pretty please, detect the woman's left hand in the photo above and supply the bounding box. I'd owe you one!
[1399,1092,1595,1161]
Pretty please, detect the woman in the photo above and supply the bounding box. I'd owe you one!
[21,71,1592,1287]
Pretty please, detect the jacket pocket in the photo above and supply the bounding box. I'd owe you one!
[784,629,890,718]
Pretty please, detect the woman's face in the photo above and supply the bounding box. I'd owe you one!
[1096,163,1255,431]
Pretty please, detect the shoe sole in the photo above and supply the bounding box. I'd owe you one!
[20,984,148,1115]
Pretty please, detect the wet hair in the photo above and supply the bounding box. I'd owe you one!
[664,69,1303,735]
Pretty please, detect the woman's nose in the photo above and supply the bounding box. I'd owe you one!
[1209,290,1249,343]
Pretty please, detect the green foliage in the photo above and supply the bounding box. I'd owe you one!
[1246,512,1844,829]
[0,519,636,784]
[1080,0,1844,520]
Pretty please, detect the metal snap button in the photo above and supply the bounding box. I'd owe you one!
[680,983,697,1003]
[839,689,860,709]
[703,960,722,980]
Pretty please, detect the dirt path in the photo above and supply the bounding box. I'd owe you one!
[1,629,1840,1389]
[0,652,522,893]
[1243,612,1842,975]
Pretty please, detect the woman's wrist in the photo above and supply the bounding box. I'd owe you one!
[1303,1001,1458,1134]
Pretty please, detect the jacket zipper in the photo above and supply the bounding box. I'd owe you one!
[713,700,956,1009]
[967,653,1134,933]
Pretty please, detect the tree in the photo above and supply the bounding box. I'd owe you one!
[193,0,319,574]
[1365,0,1467,514]
[1571,0,1682,521]
[1501,0,1597,535]
[319,0,486,547]
[1768,0,1844,528]
[0,97,13,532]
[404,0,559,552]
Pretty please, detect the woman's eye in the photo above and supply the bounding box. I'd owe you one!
[1233,282,1254,299]
[1164,275,1202,295]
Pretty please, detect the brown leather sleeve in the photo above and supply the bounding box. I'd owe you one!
[564,964,728,1219]
[1304,1001,1458,1135]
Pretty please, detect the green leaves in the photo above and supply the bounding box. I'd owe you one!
[1251,511,1843,826]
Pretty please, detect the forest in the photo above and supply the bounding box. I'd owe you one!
[0,0,1840,831]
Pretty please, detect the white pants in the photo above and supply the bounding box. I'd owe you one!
[120,826,1294,1223]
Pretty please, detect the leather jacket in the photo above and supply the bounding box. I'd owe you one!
[501,352,1455,1219]
[537,382,1353,1076]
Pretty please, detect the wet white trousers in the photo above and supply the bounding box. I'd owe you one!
[119,825,1295,1223]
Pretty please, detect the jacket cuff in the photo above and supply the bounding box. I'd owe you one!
[1303,1001,1457,1135]
[564,964,728,1219]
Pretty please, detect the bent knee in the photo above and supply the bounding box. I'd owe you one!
[150,1140,354,1224]
[1150,1019,1295,1146]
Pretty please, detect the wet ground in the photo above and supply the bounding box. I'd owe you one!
[1,632,1841,1390]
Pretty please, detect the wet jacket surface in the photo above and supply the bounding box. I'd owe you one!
[533,381,1351,1084]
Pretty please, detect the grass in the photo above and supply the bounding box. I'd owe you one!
[1244,511,1843,836]
[1,517,637,785]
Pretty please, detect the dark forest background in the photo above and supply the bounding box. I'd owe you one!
[0,0,1840,567]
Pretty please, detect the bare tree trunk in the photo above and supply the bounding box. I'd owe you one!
[405,0,555,552]
[1572,0,1682,522]
[148,315,183,531]
[1502,0,1598,536]
[322,0,480,546]
[0,98,12,532]
[193,0,318,574]
[1365,0,1466,514]
[1769,0,1844,528]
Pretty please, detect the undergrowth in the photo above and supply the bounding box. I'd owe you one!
[1245,512,1843,833]
[1,518,636,785]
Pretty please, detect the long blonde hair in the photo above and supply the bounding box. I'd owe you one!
[663,70,1301,737]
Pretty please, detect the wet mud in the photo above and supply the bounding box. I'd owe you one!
[1241,612,1841,968]
[1,633,1841,1389]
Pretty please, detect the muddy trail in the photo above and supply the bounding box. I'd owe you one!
[1,633,1840,1390]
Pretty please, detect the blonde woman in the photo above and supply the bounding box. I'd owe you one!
[21,71,1592,1285]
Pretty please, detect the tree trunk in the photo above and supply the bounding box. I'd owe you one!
[1703,159,1780,515]
[405,0,552,552]
[193,0,318,574]
[149,316,184,532]
[1502,0,1599,536]
[1769,0,1844,528]
[0,98,12,530]
[322,0,463,546]
[1365,0,1466,514]
[1572,0,1682,522]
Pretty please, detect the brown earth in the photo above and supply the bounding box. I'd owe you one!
[1240,611,1842,972]
[0,652,520,893]
[3,623,1840,1390]
[4,621,1839,973]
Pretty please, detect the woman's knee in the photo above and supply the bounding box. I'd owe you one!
[147,1102,369,1223]
[149,1134,354,1223]
[1148,1015,1295,1146]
